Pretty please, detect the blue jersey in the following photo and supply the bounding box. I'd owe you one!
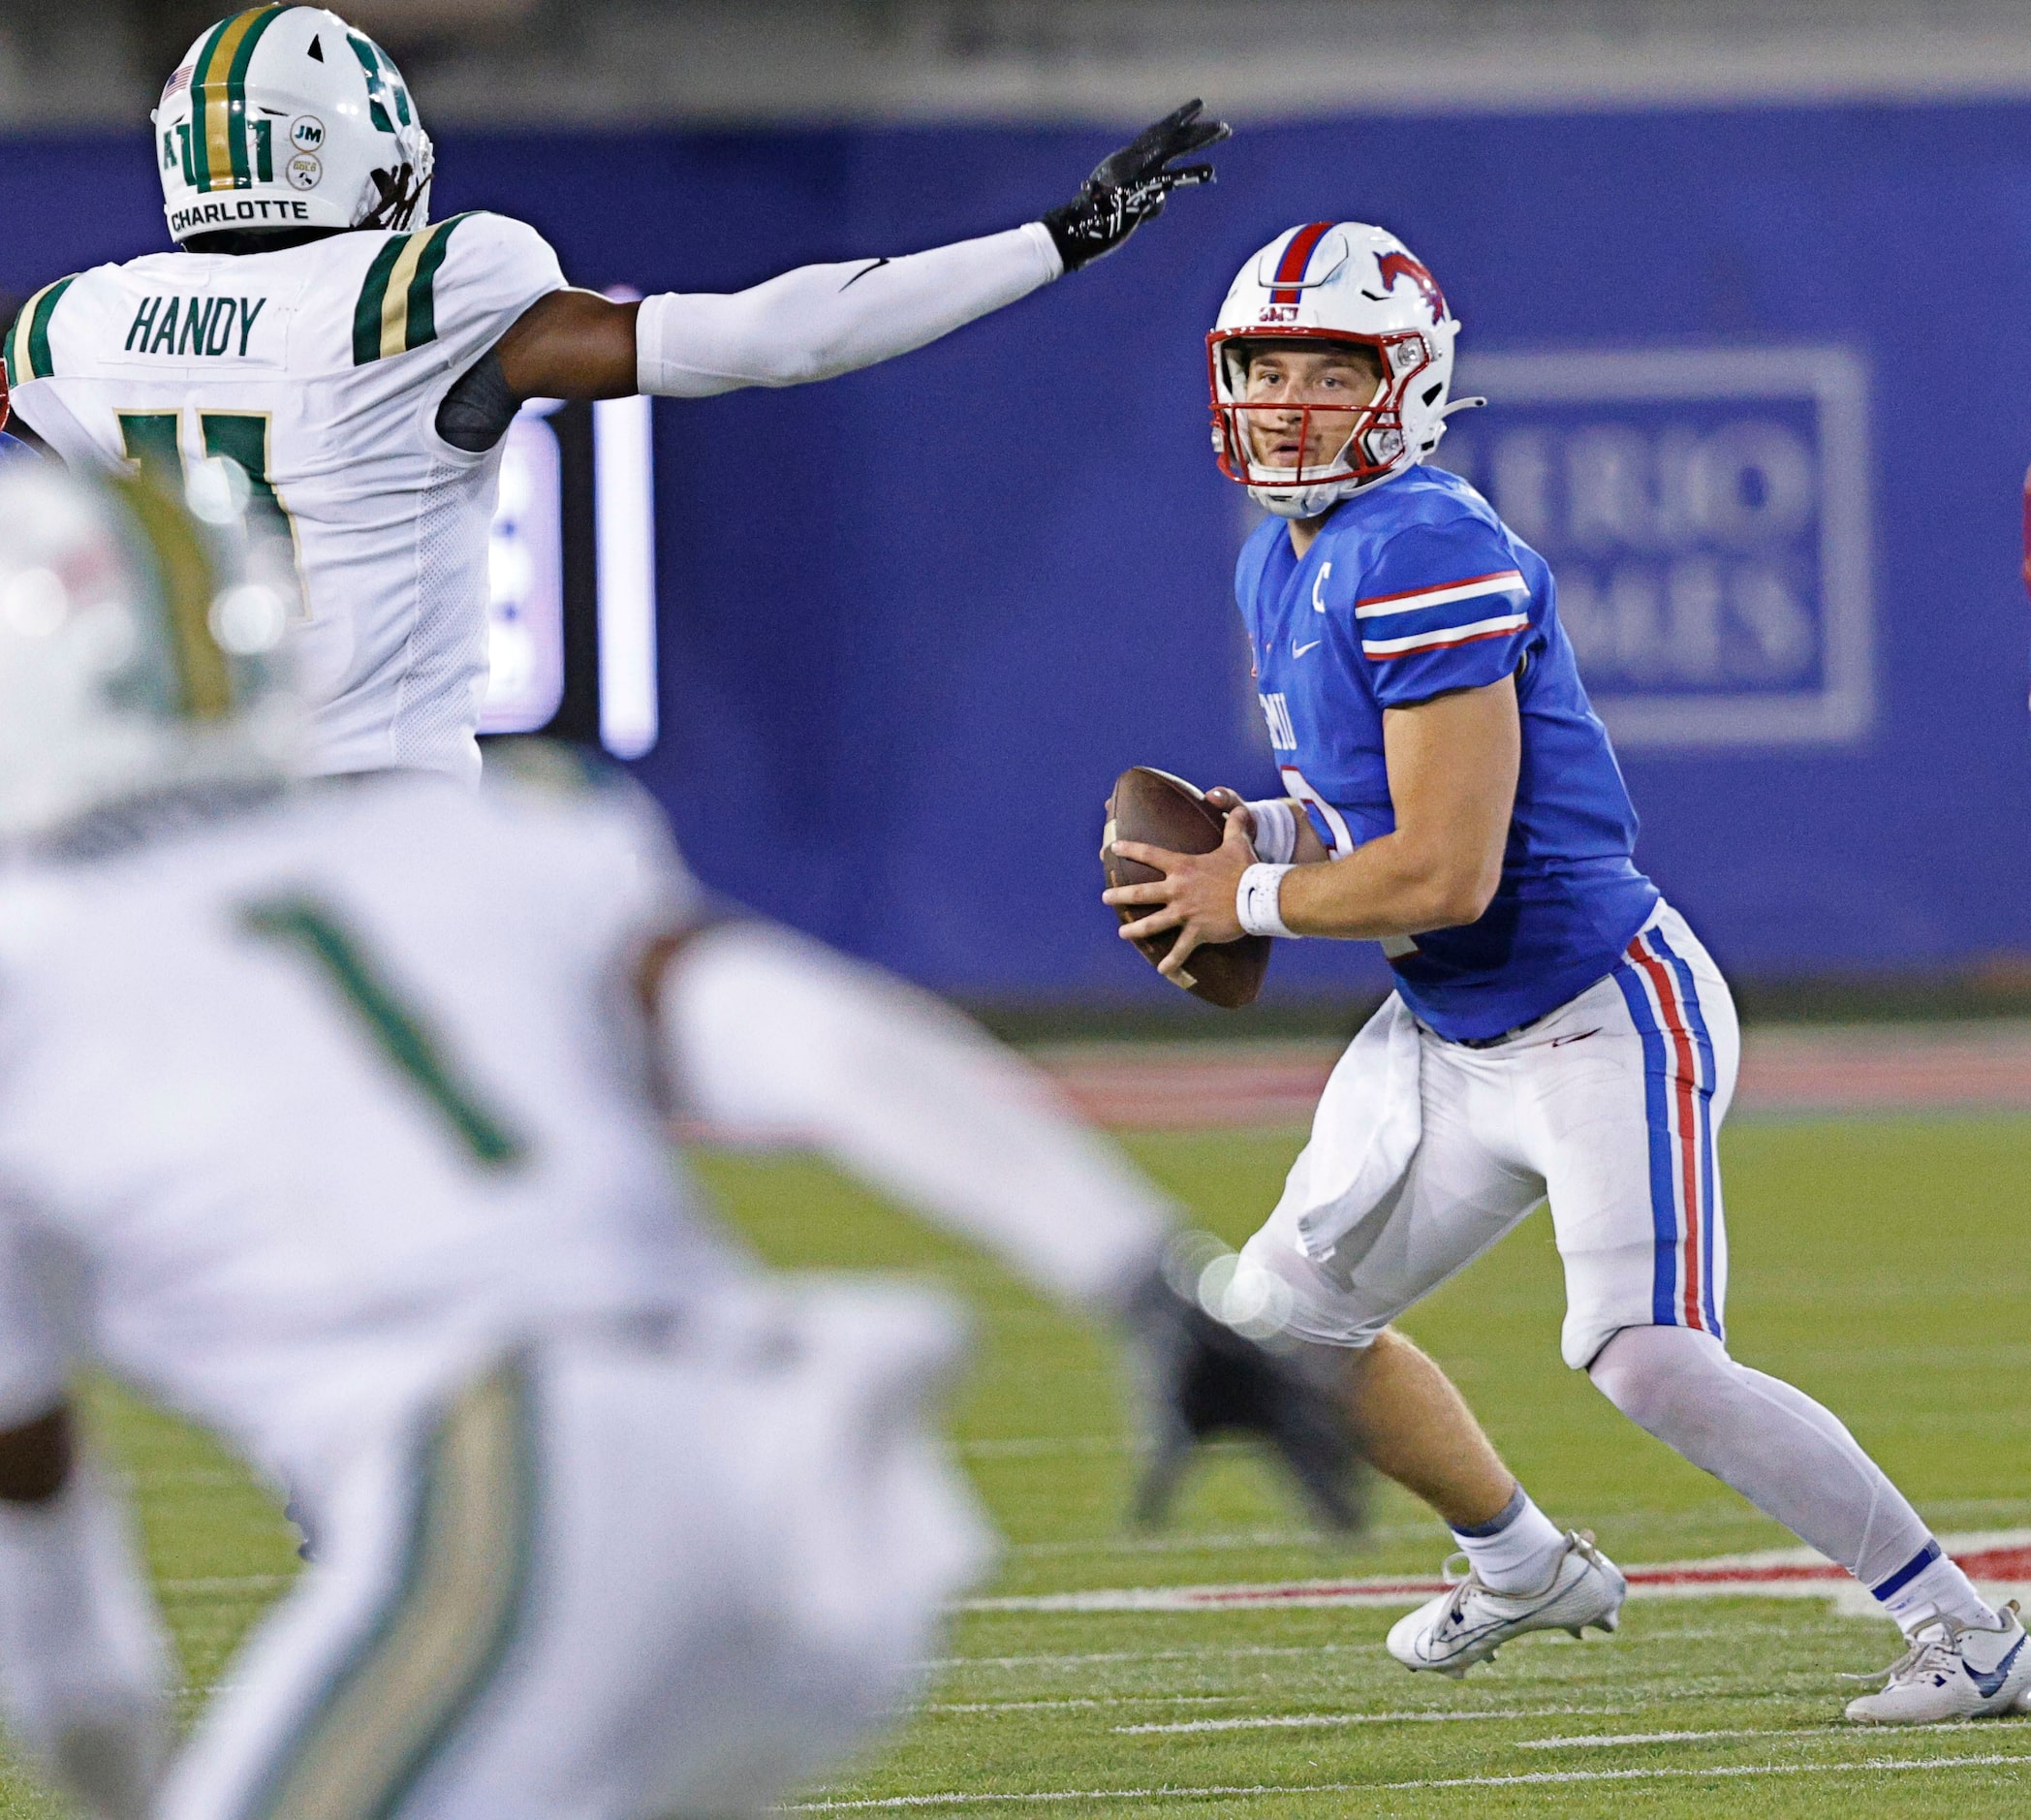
[1236,464,1659,1042]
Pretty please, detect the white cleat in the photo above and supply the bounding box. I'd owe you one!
[1386,1531,1627,1678]
[1845,1600,2031,1725]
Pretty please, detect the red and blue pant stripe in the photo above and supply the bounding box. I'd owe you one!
[1612,925,1724,1338]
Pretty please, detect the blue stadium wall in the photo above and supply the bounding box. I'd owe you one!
[6,106,2031,1002]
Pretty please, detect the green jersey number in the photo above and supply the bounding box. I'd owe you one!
[243,895,527,1171]
[117,409,302,591]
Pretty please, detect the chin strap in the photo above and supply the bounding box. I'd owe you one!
[1442,396,1487,418]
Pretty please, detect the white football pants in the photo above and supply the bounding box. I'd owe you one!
[159,1286,990,1820]
[1243,901,1731,1369]
[1240,901,1957,1614]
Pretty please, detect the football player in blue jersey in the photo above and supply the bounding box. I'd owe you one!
[1104,222,2029,1723]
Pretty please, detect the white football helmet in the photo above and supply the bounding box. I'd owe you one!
[0,462,299,838]
[1208,222,1463,518]
[153,5,433,244]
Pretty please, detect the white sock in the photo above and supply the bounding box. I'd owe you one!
[1589,1326,1999,1636]
[1870,1540,2002,1634]
[1452,1484,1567,1593]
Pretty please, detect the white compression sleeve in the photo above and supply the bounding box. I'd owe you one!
[1587,1326,1990,1628]
[658,922,1172,1309]
[0,1465,170,1820]
[636,223,1062,397]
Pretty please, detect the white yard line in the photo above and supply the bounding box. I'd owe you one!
[157,1575,294,1595]
[960,1437,1120,1459]
[782,1753,2031,1809]
[1116,1705,1625,1735]
[925,1642,1373,1670]
[925,1696,1232,1715]
[1516,1721,2000,1750]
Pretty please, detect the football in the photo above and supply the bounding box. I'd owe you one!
[1102,767,1272,1009]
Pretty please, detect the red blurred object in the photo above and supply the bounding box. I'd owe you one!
[2022,459,2031,597]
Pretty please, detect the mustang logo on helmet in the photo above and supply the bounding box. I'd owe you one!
[1377,250,1447,326]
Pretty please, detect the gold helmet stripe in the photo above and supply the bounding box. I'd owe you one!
[191,6,286,194]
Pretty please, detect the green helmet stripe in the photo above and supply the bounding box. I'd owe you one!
[223,6,289,188]
[190,7,281,193]
[346,33,395,134]
[186,15,235,191]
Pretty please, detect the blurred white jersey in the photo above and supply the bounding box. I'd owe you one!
[3,214,566,784]
[0,758,722,1497]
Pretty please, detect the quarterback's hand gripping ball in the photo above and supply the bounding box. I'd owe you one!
[1102,766,1271,1008]
[1042,100,1231,272]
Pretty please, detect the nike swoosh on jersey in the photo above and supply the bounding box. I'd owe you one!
[1292,639,1323,658]
[1967,1631,2026,1699]
[841,258,892,290]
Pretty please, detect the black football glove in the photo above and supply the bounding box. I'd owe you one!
[1123,1253,1366,1532]
[1042,100,1232,273]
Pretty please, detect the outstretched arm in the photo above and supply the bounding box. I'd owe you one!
[492,101,1229,405]
[652,919,1172,1309]
[646,918,1367,1528]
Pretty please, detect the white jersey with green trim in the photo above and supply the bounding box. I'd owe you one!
[0,760,733,1495]
[3,211,565,784]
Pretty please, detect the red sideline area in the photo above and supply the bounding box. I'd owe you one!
[964,1533,2031,1615]
[1031,1023,2031,1130]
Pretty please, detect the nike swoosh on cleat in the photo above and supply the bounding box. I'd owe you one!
[1966,1632,2025,1699]
[841,258,891,289]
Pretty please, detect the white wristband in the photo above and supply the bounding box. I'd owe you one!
[1243,799,1297,865]
[1236,863,1299,939]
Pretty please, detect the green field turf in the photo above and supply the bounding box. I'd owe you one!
[7,1113,2028,1817]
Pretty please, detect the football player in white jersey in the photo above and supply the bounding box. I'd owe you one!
[0,2,1227,784]
[0,461,1357,1820]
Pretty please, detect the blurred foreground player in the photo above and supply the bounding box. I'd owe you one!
[1104,220,2031,1724]
[0,463,1354,1820]
[2,2,1226,784]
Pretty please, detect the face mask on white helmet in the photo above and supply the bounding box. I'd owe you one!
[153,5,433,245]
[1207,222,1472,520]
[0,463,302,840]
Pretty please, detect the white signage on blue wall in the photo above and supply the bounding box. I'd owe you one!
[1434,346,1873,749]
[479,395,659,757]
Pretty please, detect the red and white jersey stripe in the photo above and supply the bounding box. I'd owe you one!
[1354,568,1529,660]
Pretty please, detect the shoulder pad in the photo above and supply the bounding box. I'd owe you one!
[3,275,80,383]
